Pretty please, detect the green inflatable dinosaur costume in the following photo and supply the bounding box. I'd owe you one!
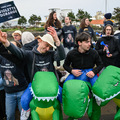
[92,65,120,120]
[62,80,100,120]
[29,71,63,120]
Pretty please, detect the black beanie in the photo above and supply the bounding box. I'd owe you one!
[104,13,112,19]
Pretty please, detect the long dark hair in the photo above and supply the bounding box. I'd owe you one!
[79,17,91,29]
[45,11,61,29]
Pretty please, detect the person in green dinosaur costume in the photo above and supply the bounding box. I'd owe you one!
[29,71,63,120]
[92,65,120,120]
[61,79,101,120]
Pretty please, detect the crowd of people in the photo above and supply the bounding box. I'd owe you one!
[0,11,120,120]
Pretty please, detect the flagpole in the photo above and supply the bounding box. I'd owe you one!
[105,0,107,13]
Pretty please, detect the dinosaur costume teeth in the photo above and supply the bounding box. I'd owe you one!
[93,91,120,105]
[30,86,59,102]
[92,66,120,106]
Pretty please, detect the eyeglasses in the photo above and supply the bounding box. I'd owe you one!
[6,73,11,74]
[106,29,112,31]
[14,35,19,37]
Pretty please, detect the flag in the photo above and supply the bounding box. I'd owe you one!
[0,1,20,23]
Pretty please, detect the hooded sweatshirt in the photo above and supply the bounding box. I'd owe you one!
[114,30,120,67]
[21,32,35,46]
[0,55,28,93]
[95,36,119,67]
[22,39,38,50]
[6,43,65,81]
[62,25,77,48]
[63,48,103,75]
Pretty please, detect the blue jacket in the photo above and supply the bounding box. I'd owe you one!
[104,19,113,26]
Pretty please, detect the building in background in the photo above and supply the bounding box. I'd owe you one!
[90,19,104,27]
[90,11,104,27]
[44,8,72,22]
[93,11,104,20]
[60,9,72,18]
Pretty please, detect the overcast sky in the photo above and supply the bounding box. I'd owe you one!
[1,0,120,22]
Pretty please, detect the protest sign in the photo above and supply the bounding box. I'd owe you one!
[0,1,20,23]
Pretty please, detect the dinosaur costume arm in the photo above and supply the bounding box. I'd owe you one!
[53,109,62,120]
[53,100,63,120]
[31,110,40,120]
[30,99,36,111]
[87,97,93,117]
[30,99,40,120]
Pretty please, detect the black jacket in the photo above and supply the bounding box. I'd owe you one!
[22,39,38,50]
[0,45,28,93]
[45,22,62,40]
[114,30,120,67]
[62,25,77,48]
[79,26,95,39]
[63,47,103,75]
[7,43,65,81]
[95,36,119,67]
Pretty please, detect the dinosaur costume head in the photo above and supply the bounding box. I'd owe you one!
[30,71,59,107]
[62,80,91,118]
[92,65,120,106]
[29,72,63,120]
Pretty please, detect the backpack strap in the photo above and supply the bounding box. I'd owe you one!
[30,53,35,82]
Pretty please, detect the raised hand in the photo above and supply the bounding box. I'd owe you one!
[47,26,60,46]
[0,30,10,47]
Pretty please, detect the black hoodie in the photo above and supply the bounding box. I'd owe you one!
[95,36,119,67]
[0,55,28,93]
[7,43,65,81]
[63,47,103,75]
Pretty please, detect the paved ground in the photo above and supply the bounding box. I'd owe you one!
[62,100,116,120]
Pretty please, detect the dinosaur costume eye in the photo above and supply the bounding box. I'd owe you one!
[114,82,119,86]
[33,78,35,81]
[84,98,86,103]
